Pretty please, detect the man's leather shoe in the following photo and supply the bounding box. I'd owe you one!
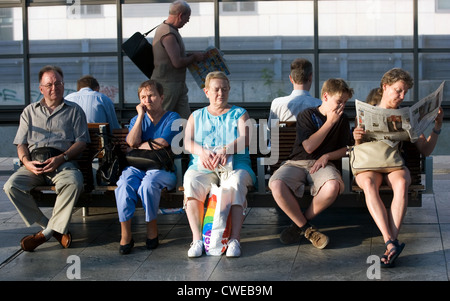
[53,231,72,248]
[20,231,47,252]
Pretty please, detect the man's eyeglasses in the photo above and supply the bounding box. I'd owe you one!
[40,81,64,89]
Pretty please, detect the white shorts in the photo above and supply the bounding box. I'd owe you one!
[183,169,253,209]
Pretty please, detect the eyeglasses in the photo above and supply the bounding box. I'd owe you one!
[40,81,64,89]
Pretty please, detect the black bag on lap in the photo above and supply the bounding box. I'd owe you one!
[126,139,175,172]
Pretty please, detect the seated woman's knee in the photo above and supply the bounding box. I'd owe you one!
[356,172,381,190]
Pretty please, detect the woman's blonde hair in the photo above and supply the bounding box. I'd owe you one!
[204,71,230,89]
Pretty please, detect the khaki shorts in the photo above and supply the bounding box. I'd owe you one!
[268,160,344,198]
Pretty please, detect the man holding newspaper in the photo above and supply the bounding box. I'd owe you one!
[352,68,444,268]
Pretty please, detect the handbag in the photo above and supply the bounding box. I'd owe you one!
[96,135,127,186]
[202,184,232,256]
[126,139,175,172]
[348,140,405,176]
[30,147,63,163]
[121,25,159,79]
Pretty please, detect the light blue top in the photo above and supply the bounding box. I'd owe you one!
[187,105,256,185]
[65,87,121,130]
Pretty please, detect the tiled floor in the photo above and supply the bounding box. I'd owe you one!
[0,157,449,282]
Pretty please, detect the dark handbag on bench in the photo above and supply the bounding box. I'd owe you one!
[96,133,127,186]
[30,147,63,163]
[121,25,159,79]
[126,139,175,172]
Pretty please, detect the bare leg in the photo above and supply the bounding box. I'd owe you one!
[120,219,132,245]
[385,168,411,239]
[270,179,308,227]
[304,180,340,221]
[229,205,245,241]
[185,198,204,241]
[146,219,158,240]
[270,179,340,227]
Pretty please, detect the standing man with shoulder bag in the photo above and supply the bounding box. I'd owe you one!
[151,0,207,119]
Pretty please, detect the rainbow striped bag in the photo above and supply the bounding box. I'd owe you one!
[202,184,232,255]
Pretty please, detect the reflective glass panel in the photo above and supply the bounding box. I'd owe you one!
[318,0,414,49]
[28,4,117,53]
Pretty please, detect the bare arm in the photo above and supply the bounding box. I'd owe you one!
[161,34,206,69]
[302,104,344,154]
[414,107,444,156]
[126,104,145,148]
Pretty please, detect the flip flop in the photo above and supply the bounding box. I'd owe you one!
[381,239,405,268]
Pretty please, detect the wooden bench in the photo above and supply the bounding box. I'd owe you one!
[252,122,431,207]
[32,121,431,213]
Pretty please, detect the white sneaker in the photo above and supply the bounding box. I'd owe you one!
[226,239,241,257]
[188,240,203,258]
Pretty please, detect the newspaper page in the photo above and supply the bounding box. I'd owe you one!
[355,81,445,143]
[188,47,230,89]
[409,81,445,139]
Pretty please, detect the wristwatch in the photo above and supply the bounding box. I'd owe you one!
[63,153,69,161]
[432,128,441,135]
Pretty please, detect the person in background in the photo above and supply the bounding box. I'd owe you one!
[114,80,180,255]
[269,78,354,249]
[268,58,321,126]
[183,71,256,258]
[151,0,207,119]
[65,75,121,131]
[365,87,382,106]
[353,68,444,267]
[3,65,89,252]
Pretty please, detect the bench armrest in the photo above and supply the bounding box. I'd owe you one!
[174,157,184,190]
[341,156,352,194]
[257,157,266,193]
[424,156,433,194]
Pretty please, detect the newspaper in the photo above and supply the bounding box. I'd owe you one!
[355,81,445,144]
[188,47,230,89]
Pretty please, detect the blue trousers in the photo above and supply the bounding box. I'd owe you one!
[114,166,177,222]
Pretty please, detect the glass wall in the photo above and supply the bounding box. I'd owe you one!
[0,0,449,122]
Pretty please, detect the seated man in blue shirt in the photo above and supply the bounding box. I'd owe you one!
[66,75,121,131]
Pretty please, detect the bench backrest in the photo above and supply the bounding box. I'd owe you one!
[78,123,110,191]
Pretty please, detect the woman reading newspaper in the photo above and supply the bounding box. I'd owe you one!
[353,68,444,268]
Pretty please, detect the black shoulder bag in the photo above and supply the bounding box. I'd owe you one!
[121,25,159,79]
[126,139,175,172]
